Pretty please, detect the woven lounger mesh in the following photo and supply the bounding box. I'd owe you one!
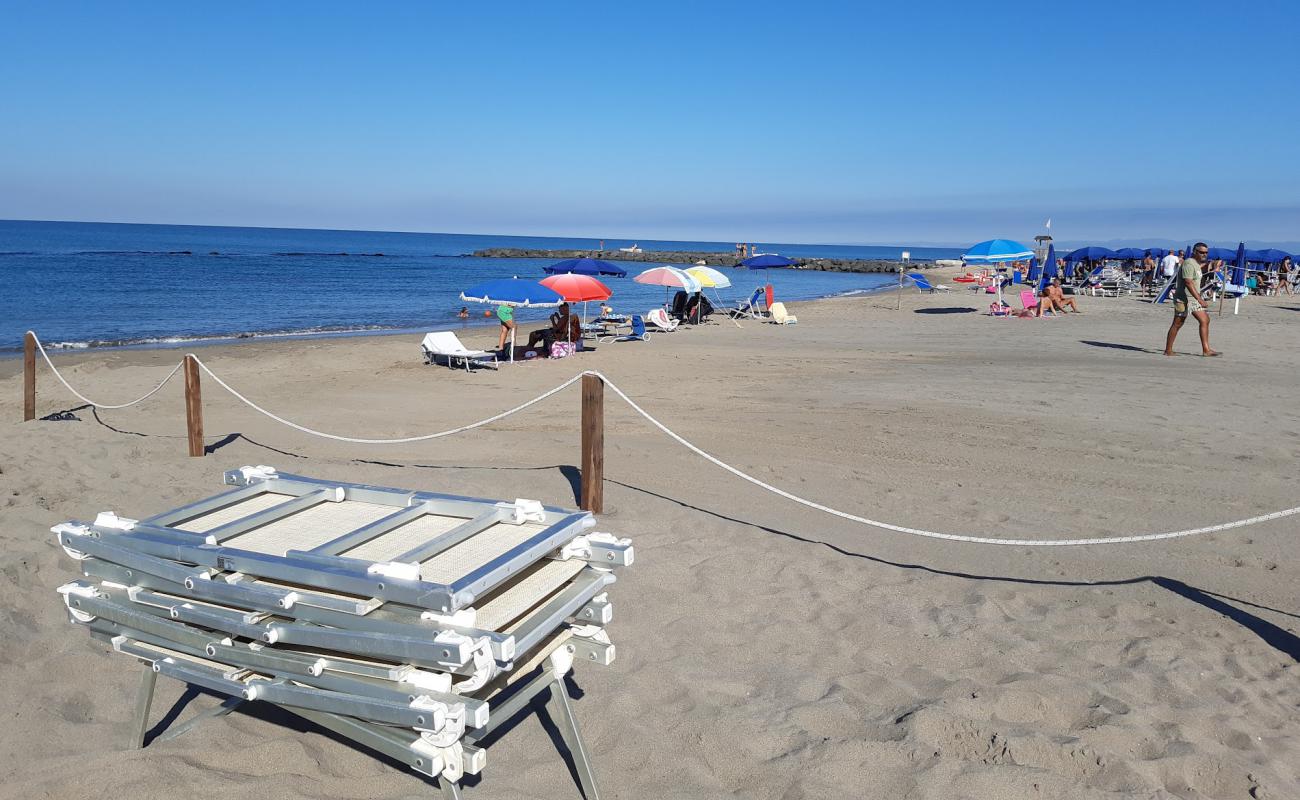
[221,501,399,555]
[176,493,291,532]
[340,514,468,562]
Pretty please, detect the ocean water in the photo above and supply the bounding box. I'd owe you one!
[0,220,963,354]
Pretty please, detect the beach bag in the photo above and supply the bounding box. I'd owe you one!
[550,340,574,359]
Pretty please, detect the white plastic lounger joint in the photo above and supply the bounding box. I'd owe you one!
[366,560,422,582]
[398,667,455,695]
[52,522,92,560]
[567,625,616,666]
[451,638,496,693]
[93,511,138,531]
[57,581,101,622]
[420,607,477,627]
[500,498,546,525]
[559,532,634,567]
[410,738,475,782]
[418,700,465,747]
[224,465,279,486]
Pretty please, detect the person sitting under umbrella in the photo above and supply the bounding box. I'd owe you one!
[526,303,580,352]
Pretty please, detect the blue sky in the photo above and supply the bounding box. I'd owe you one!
[1,1,1296,246]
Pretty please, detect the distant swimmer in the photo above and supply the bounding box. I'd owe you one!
[457,306,469,319]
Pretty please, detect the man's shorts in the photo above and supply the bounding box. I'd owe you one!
[1173,298,1204,318]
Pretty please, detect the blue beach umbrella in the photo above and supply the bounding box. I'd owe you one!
[1230,242,1248,287]
[740,254,796,268]
[1112,247,1146,260]
[461,278,564,361]
[1026,256,1041,283]
[461,277,564,307]
[1252,248,1291,264]
[1063,246,1119,263]
[961,239,1034,264]
[1037,243,1056,294]
[1145,247,1170,258]
[542,257,628,277]
[1206,246,1238,262]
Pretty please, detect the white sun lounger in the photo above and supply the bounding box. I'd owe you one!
[422,331,499,371]
[645,308,678,332]
[768,302,798,324]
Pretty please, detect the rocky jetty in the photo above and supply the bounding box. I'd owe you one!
[470,248,928,274]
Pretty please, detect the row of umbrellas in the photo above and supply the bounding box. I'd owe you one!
[460,254,794,308]
[459,255,795,358]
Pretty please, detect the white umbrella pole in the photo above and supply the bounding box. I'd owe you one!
[510,326,516,362]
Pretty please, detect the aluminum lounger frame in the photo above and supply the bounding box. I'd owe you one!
[74,556,615,673]
[115,629,600,800]
[58,469,603,613]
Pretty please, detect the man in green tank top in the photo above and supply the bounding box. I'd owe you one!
[1163,242,1219,357]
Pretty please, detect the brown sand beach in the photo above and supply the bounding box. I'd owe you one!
[1,277,1297,799]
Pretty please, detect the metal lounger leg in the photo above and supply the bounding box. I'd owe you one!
[440,779,463,800]
[547,672,601,800]
[154,697,244,744]
[131,665,157,749]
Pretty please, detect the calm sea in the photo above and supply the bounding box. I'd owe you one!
[0,220,963,354]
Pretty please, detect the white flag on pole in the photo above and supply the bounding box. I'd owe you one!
[1045,217,1052,230]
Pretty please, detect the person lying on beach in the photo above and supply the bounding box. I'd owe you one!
[1038,278,1081,315]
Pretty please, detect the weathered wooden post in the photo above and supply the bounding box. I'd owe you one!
[23,332,36,421]
[580,374,604,513]
[183,355,204,457]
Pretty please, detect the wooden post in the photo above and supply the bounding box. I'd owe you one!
[580,374,604,514]
[183,355,204,457]
[23,332,36,421]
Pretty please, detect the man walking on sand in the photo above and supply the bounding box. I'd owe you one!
[1164,242,1219,357]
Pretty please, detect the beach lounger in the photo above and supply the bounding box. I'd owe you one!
[768,302,798,324]
[645,308,679,332]
[54,466,634,799]
[422,331,499,371]
[1019,290,1052,316]
[907,273,950,293]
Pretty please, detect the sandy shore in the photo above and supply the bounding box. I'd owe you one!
[2,275,1297,799]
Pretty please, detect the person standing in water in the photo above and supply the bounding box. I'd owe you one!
[1164,242,1219,357]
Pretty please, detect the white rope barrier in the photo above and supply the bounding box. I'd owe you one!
[25,329,1299,546]
[27,331,184,410]
[583,370,1300,546]
[188,354,585,444]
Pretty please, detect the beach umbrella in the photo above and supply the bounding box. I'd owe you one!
[1206,246,1238,262]
[686,266,738,324]
[634,266,701,292]
[635,266,702,315]
[460,278,564,362]
[1037,243,1056,294]
[1026,256,1041,283]
[739,254,795,268]
[1145,247,1170,258]
[685,266,732,289]
[1252,248,1292,264]
[539,273,612,303]
[1230,242,1248,287]
[961,239,1034,265]
[542,257,627,277]
[1112,247,1147,260]
[540,273,612,327]
[1063,246,1119,263]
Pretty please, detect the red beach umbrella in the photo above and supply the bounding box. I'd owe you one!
[540,273,612,302]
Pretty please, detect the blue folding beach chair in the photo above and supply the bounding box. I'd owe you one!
[612,315,650,342]
[726,287,765,319]
[907,273,950,294]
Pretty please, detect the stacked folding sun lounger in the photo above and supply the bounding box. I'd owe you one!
[54,466,633,799]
